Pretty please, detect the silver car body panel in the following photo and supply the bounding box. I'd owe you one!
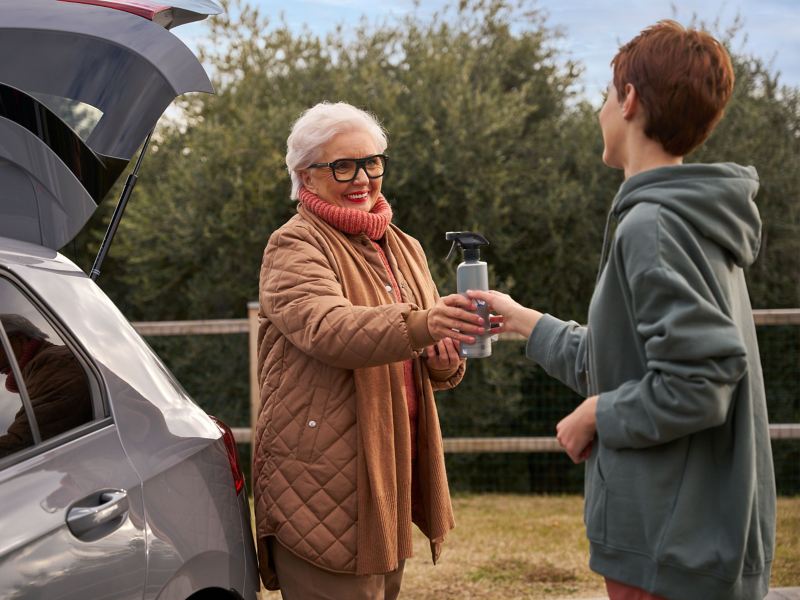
[0,241,258,599]
[0,425,146,599]
[0,1,257,596]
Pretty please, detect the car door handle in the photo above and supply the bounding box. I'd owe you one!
[67,489,129,538]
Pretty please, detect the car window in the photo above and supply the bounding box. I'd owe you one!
[0,278,95,460]
[28,91,104,142]
[0,332,35,457]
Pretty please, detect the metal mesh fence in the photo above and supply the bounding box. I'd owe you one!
[144,322,800,495]
[759,325,800,495]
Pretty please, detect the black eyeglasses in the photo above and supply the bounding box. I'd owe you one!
[307,154,388,183]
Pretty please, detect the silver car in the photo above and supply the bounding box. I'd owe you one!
[0,1,259,598]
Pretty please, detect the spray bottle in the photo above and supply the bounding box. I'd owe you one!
[445,231,492,358]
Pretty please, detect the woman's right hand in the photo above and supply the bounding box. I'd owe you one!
[466,290,542,339]
[427,294,486,344]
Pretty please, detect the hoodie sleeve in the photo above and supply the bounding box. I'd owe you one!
[595,264,747,449]
[525,314,590,397]
[261,224,426,370]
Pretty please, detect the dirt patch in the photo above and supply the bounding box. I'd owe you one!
[470,557,579,584]
[524,562,580,584]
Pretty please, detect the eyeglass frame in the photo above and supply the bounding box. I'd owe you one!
[306,153,389,183]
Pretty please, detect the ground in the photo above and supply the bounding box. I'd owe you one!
[259,494,800,599]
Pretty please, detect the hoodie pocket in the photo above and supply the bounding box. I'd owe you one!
[602,439,689,557]
[584,452,607,544]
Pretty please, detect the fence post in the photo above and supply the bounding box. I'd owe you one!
[247,302,260,484]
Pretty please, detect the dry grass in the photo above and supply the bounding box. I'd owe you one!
[402,495,604,600]
[774,497,800,585]
[258,494,800,599]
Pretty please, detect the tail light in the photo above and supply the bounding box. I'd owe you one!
[210,416,245,495]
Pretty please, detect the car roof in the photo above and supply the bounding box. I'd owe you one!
[0,236,63,268]
[0,0,219,250]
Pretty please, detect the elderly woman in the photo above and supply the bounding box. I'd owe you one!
[253,102,483,599]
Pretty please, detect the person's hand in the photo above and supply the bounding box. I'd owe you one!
[489,314,504,340]
[556,396,598,463]
[426,294,485,344]
[466,290,542,338]
[423,338,462,370]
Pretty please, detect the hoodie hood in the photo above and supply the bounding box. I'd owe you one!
[611,163,761,268]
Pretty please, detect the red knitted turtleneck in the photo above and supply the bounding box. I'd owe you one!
[298,186,392,240]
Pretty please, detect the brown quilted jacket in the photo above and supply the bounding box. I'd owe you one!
[254,205,464,588]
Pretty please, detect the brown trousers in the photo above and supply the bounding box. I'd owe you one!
[606,578,668,600]
[270,538,405,600]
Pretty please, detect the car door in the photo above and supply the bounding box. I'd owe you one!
[0,274,147,600]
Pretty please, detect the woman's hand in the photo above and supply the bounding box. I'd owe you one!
[556,396,598,463]
[466,290,542,338]
[426,294,485,344]
[423,338,462,370]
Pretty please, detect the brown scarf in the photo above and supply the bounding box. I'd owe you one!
[299,187,420,459]
[296,200,454,575]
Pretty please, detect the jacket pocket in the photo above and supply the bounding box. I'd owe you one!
[261,338,287,443]
[295,386,326,462]
[262,337,286,396]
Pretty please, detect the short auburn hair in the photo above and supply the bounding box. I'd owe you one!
[611,20,734,156]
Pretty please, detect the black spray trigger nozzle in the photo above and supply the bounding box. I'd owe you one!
[445,231,490,261]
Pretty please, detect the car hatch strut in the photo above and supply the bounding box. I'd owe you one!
[90,129,153,282]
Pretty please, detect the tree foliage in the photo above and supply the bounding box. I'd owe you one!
[64,0,800,489]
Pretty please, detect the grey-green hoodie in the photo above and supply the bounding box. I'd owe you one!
[527,163,776,600]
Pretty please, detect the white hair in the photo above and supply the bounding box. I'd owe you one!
[285,102,388,200]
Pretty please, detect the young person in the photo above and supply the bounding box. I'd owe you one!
[470,20,776,600]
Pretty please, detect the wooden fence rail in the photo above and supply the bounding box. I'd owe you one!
[228,427,800,449]
[133,306,800,456]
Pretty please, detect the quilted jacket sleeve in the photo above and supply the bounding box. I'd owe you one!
[426,361,466,390]
[261,223,423,369]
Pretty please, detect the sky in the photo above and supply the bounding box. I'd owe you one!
[172,0,800,105]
